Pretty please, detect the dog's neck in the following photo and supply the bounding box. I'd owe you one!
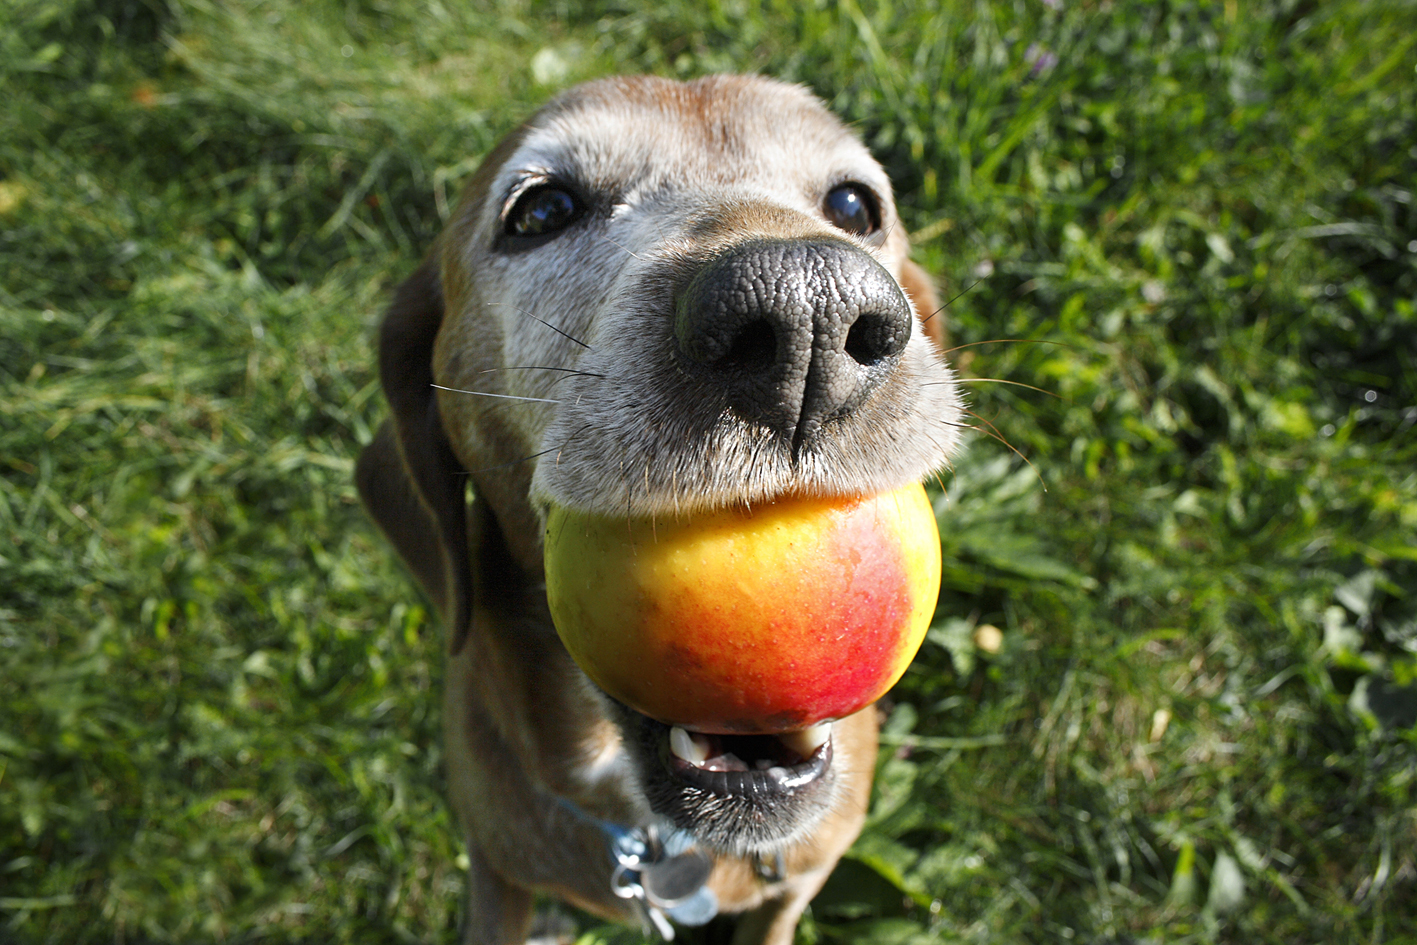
[462,496,645,819]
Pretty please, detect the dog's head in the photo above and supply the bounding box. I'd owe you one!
[360,75,962,855]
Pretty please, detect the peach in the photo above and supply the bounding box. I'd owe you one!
[544,483,941,734]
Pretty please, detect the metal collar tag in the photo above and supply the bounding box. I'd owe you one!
[608,823,719,938]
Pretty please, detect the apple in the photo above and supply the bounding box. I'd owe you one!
[544,483,941,734]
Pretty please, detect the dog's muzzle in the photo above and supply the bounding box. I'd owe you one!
[674,238,913,455]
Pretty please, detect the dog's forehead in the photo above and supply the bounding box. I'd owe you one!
[499,75,887,199]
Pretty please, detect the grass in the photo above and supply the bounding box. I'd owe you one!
[2,0,1415,942]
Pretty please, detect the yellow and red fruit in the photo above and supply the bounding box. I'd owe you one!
[544,483,941,734]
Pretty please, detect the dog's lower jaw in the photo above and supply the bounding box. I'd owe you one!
[650,779,838,859]
[614,706,844,857]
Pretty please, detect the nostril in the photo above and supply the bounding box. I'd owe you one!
[844,312,904,367]
[722,319,778,373]
[675,239,914,448]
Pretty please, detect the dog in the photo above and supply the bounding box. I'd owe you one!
[355,74,963,945]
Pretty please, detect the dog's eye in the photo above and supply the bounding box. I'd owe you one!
[506,185,582,238]
[823,184,879,237]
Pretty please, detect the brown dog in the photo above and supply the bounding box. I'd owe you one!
[356,74,963,945]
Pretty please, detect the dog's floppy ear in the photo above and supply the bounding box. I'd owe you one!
[900,257,947,351]
[355,255,474,655]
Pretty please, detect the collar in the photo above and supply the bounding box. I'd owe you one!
[556,798,719,938]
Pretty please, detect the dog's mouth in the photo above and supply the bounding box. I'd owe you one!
[664,722,833,793]
[616,709,840,855]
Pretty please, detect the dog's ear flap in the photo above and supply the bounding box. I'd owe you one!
[355,256,474,655]
[900,257,947,351]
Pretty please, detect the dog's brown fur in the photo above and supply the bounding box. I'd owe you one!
[356,75,962,945]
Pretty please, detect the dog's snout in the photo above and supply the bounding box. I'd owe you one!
[675,239,912,452]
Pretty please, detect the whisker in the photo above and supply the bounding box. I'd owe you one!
[600,233,644,260]
[431,383,559,404]
[478,366,607,380]
[949,378,1062,399]
[940,337,1075,356]
[621,450,634,528]
[468,446,560,475]
[921,279,980,326]
[554,427,588,467]
[484,302,591,349]
[958,410,1046,491]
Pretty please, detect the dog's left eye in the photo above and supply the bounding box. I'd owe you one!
[823,184,879,237]
[506,185,582,238]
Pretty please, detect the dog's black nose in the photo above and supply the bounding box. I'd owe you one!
[674,239,913,453]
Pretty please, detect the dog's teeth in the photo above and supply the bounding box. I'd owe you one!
[669,726,710,766]
[780,722,832,757]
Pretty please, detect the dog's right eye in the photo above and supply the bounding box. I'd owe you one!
[505,185,582,238]
[822,183,879,237]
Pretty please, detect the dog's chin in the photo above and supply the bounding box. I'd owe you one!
[610,702,839,856]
